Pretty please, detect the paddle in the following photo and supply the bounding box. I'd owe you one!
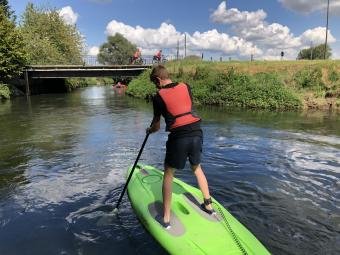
[114,132,150,211]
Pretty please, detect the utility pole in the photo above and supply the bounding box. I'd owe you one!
[324,0,330,60]
[184,33,187,58]
[310,41,314,60]
[176,40,179,60]
[251,48,254,62]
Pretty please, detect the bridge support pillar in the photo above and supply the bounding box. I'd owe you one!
[24,70,30,96]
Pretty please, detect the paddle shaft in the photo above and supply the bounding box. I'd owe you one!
[115,133,150,209]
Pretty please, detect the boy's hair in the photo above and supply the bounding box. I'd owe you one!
[150,65,169,83]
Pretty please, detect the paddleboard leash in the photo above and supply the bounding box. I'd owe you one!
[214,202,248,255]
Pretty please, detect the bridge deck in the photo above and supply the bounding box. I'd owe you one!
[23,64,152,96]
[28,65,151,69]
[26,65,152,78]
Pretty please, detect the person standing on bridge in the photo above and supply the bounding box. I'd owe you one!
[146,65,215,229]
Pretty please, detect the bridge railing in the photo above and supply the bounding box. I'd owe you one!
[83,55,100,66]
[82,55,184,66]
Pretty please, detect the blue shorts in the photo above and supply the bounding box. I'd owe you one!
[165,136,202,169]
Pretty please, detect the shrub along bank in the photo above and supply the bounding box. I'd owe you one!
[127,64,301,110]
[65,77,113,92]
[127,60,340,111]
[0,84,11,100]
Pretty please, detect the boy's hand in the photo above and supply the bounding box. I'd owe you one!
[146,116,160,134]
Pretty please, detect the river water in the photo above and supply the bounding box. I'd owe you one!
[0,86,339,255]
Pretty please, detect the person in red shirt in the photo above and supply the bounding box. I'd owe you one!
[153,49,162,62]
[146,65,215,229]
[132,48,141,64]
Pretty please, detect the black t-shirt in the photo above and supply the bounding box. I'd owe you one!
[153,82,202,140]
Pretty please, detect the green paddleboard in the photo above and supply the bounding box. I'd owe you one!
[127,164,271,255]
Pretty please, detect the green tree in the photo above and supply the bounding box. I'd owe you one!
[0,6,27,82]
[98,33,136,65]
[297,44,332,60]
[0,0,13,18]
[20,3,84,65]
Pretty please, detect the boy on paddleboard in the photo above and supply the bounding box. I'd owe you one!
[147,65,215,229]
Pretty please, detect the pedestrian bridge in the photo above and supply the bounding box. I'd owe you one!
[22,54,181,95]
[25,65,151,78]
[23,64,152,95]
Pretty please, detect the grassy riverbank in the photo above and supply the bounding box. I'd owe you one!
[127,60,340,111]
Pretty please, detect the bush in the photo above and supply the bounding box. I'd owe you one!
[328,69,339,83]
[65,78,88,91]
[0,84,11,99]
[190,70,301,110]
[65,78,113,91]
[127,66,302,110]
[293,67,324,89]
[126,69,156,100]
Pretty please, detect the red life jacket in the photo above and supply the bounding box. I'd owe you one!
[158,83,200,130]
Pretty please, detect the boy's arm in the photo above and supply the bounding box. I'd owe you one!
[147,115,160,134]
[146,93,162,134]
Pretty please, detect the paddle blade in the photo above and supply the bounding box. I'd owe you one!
[96,208,119,226]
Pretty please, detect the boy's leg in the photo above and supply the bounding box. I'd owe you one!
[163,138,188,223]
[163,164,174,223]
[191,164,213,211]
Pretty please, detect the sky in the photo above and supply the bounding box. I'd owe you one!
[8,0,340,60]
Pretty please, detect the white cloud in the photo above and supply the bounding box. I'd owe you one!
[210,1,337,59]
[58,6,78,26]
[278,0,340,15]
[189,30,262,56]
[106,20,182,49]
[237,22,301,49]
[105,20,260,57]
[88,46,99,56]
[332,45,340,59]
[300,27,336,45]
[210,1,299,49]
[211,1,266,27]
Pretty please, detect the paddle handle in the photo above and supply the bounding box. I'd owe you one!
[115,132,150,209]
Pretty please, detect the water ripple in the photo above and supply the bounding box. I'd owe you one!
[1,87,339,255]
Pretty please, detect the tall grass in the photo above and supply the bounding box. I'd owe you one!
[127,63,302,110]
